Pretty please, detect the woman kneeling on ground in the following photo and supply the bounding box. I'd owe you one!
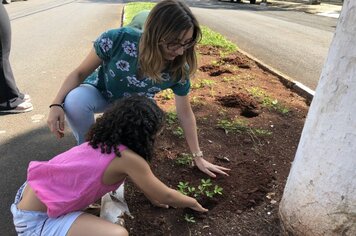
[47,0,230,178]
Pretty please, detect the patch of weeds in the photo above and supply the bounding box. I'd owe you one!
[218,108,227,117]
[224,64,239,72]
[199,26,237,55]
[211,60,221,66]
[166,111,178,125]
[243,75,254,81]
[160,89,174,100]
[209,88,216,98]
[192,80,203,89]
[176,153,193,166]
[184,214,196,223]
[248,87,265,98]
[201,79,216,88]
[222,76,239,82]
[173,127,184,139]
[217,118,248,134]
[191,96,206,106]
[253,128,272,136]
[247,87,289,114]
[217,118,271,145]
[192,79,216,89]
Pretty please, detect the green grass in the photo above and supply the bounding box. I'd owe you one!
[160,89,174,100]
[217,118,272,137]
[199,26,237,55]
[192,79,216,89]
[123,3,238,56]
[166,111,178,125]
[176,153,194,166]
[123,2,155,26]
[247,87,289,114]
[217,118,248,134]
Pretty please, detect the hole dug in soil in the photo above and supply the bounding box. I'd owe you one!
[199,64,233,77]
[216,93,261,118]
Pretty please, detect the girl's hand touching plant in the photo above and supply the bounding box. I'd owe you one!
[118,149,209,213]
[189,200,208,212]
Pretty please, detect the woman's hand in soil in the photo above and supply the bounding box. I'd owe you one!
[194,157,230,178]
[190,200,208,212]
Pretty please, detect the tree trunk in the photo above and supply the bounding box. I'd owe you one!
[279,0,356,235]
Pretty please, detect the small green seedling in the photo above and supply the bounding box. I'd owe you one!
[196,179,215,198]
[201,79,216,88]
[191,96,206,106]
[177,182,190,195]
[217,118,248,134]
[173,127,184,139]
[184,214,196,223]
[253,128,272,136]
[188,186,197,197]
[176,153,193,166]
[166,111,178,125]
[192,79,215,90]
[160,89,174,100]
[213,185,223,195]
[200,178,213,188]
[177,179,223,199]
[205,190,214,198]
[192,81,203,89]
[248,87,289,114]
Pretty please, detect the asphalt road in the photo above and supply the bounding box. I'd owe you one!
[0,0,123,235]
[188,0,338,90]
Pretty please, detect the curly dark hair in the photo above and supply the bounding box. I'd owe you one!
[86,95,165,161]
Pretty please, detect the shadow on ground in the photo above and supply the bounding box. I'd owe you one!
[0,126,76,236]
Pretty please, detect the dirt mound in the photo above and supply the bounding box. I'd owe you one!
[220,55,252,69]
[196,44,221,56]
[216,93,260,118]
[199,64,233,76]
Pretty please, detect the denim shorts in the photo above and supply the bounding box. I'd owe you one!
[11,182,83,236]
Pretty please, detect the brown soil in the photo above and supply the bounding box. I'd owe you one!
[123,45,309,235]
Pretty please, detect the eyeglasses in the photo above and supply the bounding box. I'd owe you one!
[162,39,196,51]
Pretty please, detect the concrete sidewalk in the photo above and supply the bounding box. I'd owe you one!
[263,0,342,18]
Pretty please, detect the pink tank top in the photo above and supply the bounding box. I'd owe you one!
[27,142,127,218]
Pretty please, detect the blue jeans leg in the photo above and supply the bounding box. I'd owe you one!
[64,84,110,145]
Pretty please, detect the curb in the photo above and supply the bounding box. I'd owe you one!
[237,48,315,103]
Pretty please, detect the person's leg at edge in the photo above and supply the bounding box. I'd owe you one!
[67,213,128,236]
[0,4,32,112]
[64,84,109,145]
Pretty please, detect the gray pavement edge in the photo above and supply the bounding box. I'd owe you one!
[238,48,315,102]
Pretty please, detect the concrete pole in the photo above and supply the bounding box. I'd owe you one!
[279,0,356,235]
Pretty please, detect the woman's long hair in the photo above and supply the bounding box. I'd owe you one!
[139,0,202,83]
[86,95,165,161]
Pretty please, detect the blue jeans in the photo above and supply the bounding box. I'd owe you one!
[11,183,82,236]
[64,84,110,144]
